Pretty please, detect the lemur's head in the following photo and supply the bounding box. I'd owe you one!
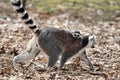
[82,35,95,48]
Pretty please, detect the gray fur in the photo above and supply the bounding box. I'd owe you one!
[11,0,95,71]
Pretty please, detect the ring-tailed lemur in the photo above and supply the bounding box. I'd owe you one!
[11,0,95,71]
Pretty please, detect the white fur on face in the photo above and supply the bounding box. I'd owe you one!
[87,36,95,48]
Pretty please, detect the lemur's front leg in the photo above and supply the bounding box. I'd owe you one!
[80,50,95,71]
[13,36,40,67]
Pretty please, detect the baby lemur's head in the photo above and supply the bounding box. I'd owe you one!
[82,35,95,48]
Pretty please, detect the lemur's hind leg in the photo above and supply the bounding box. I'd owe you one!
[13,36,40,67]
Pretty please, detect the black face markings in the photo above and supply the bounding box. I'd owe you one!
[91,37,95,41]
[82,36,89,48]
[25,19,33,24]
[16,7,24,13]
[12,0,21,6]
[21,13,28,19]
[90,36,95,48]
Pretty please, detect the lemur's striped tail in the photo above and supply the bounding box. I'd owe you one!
[11,0,41,35]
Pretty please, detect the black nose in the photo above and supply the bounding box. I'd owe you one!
[91,45,94,48]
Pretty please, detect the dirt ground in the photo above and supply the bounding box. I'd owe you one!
[0,0,120,80]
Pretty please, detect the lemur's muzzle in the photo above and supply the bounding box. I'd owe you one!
[91,45,95,48]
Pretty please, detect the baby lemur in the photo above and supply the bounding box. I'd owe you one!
[11,0,95,71]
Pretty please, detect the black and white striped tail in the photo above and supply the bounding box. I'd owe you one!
[11,0,41,35]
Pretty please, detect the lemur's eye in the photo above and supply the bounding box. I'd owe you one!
[89,36,95,41]
[91,37,94,41]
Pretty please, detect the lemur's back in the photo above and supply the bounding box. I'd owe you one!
[38,27,82,54]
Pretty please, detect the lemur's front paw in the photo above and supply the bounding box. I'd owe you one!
[90,66,96,72]
[12,56,18,68]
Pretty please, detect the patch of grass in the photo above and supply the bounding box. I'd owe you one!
[28,0,120,14]
[25,0,120,21]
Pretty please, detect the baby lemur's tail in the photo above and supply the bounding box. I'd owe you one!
[11,0,41,36]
